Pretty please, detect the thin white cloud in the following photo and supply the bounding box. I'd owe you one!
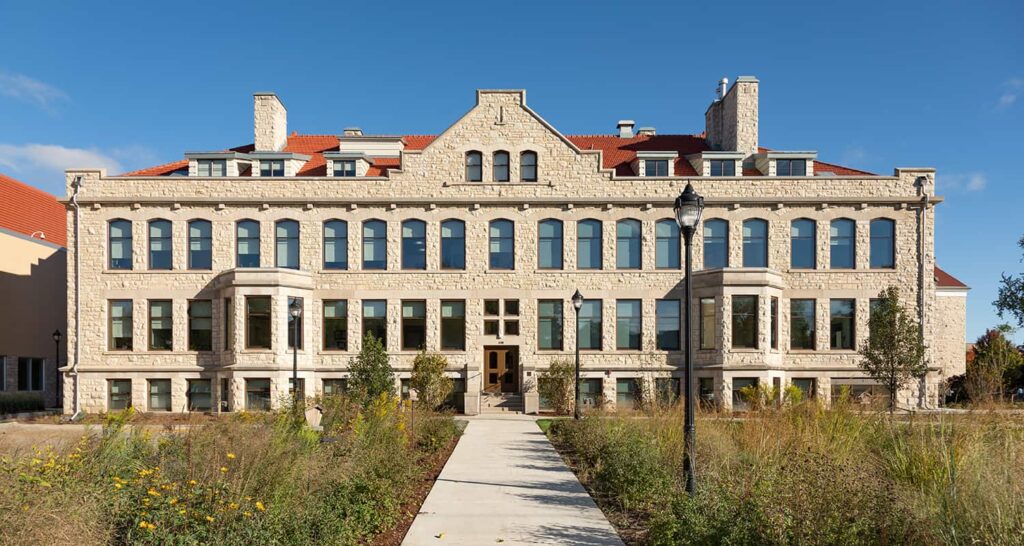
[0,70,68,113]
[841,146,866,165]
[0,143,125,192]
[939,172,986,193]
[996,78,1023,109]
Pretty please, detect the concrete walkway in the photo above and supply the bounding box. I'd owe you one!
[404,415,624,546]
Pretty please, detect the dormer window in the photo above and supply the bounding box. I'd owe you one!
[710,159,735,176]
[260,159,285,177]
[776,159,806,176]
[334,160,356,177]
[644,159,669,177]
[197,159,226,177]
[466,151,482,182]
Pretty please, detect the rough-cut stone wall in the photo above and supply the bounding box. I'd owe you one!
[254,94,287,152]
[934,292,968,379]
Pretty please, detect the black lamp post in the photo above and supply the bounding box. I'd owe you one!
[674,182,704,496]
[52,330,62,405]
[288,300,302,408]
[571,289,584,420]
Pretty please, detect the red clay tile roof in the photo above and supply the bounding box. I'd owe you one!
[0,173,67,247]
[566,135,708,176]
[121,159,189,177]
[814,160,875,176]
[366,157,401,177]
[403,135,436,150]
[935,266,968,289]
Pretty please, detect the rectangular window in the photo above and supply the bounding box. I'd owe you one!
[108,379,132,410]
[260,159,285,177]
[770,297,779,350]
[616,378,639,409]
[791,378,815,400]
[616,299,642,350]
[333,160,356,177]
[323,221,349,269]
[362,300,387,345]
[109,300,133,350]
[578,300,602,350]
[577,220,602,270]
[220,378,229,412]
[731,295,758,349]
[441,300,466,351]
[17,357,43,391]
[775,159,806,176]
[188,220,212,270]
[790,299,816,350]
[538,299,563,350]
[109,220,133,270]
[580,378,602,408]
[287,297,304,350]
[148,379,171,411]
[188,300,213,351]
[402,300,426,350]
[323,300,349,350]
[644,159,669,177]
[656,299,680,351]
[440,220,466,270]
[245,378,271,411]
[655,377,681,405]
[870,220,896,269]
[323,379,347,396]
[187,379,212,411]
[830,299,856,350]
[148,300,173,351]
[732,377,758,410]
[223,298,234,351]
[709,159,735,176]
[246,296,272,349]
[790,220,816,269]
[197,159,226,177]
[289,378,305,399]
[700,297,715,350]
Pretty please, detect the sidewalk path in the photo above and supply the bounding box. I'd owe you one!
[403,415,624,546]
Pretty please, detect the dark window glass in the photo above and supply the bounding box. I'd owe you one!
[489,220,514,270]
[484,300,500,316]
[703,219,728,269]
[538,299,563,350]
[616,219,642,269]
[401,220,427,270]
[245,378,271,411]
[710,159,736,176]
[617,378,640,409]
[743,219,768,268]
[149,300,173,350]
[188,300,212,351]
[324,220,348,270]
[223,298,234,351]
[362,300,387,345]
[644,159,669,176]
[109,379,132,410]
[830,219,856,269]
[578,300,602,350]
[148,220,172,270]
[275,220,300,269]
[656,377,681,405]
[441,220,466,269]
[770,297,779,349]
[441,300,466,350]
[656,299,681,350]
[776,159,806,176]
[791,378,815,399]
[402,300,426,350]
[493,151,510,182]
[334,160,356,177]
[699,297,715,349]
[616,299,642,350]
[17,357,43,391]
[465,151,482,182]
[323,300,348,350]
[830,299,855,350]
[260,159,284,177]
[149,379,171,411]
[790,299,816,350]
[323,379,348,396]
[109,300,133,350]
[732,377,758,410]
[790,219,816,269]
[731,295,758,349]
[538,219,563,269]
[187,379,212,411]
[656,219,681,269]
[109,219,133,269]
[236,220,260,267]
[521,151,538,182]
[188,220,212,269]
[287,297,303,350]
[577,219,602,270]
[870,219,895,269]
[362,220,387,270]
[246,296,271,349]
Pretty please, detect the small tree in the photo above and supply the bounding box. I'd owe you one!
[858,286,927,414]
[966,326,1024,404]
[410,351,453,410]
[348,333,395,406]
[537,358,575,415]
[995,235,1024,328]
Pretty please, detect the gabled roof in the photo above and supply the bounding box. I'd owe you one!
[0,173,66,247]
[566,135,708,176]
[935,266,968,289]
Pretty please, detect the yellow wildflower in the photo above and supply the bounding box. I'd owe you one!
[226,453,236,459]
[169,498,178,505]
[147,488,161,497]
[243,511,252,518]
[205,515,215,523]
[255,501,266,512]
[113,483,123,490]
[219,467,228,473]
[188,480,197,486]
[228,502,239,510]
[179,509,187,516]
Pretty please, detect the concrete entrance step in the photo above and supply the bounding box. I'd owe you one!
[481,393,524,414]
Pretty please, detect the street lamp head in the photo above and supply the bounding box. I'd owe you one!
[571,289,584,310]
[52,329,62,343]
[673,183,705,230]
[288,301,303,318]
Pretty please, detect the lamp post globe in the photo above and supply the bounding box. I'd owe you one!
[571,289,583,419]
[288,301,302,407]
[673,182,704,496]
[52,329,62,344]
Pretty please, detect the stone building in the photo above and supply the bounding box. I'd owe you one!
[62,77,967,414]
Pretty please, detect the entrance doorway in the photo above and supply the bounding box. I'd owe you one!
[483,346,518,393]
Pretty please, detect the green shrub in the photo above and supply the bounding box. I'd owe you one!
[410,351,453,410]
[348,333,395,406]
[537,358,575,415]
[0,392,45,415]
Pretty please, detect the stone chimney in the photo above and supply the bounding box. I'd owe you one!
[617,120,635,138]
[254,93,287,152]
[704,76,758,156]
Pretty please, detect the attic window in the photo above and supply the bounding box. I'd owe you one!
[260,159,285,177]
[710,159,735,176]
[197,159,226,177]
[776,159,806,176]
[644,159,669,177]
[334,160,356,177]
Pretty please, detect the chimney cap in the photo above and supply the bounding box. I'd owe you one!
[343,127,363,136]
[616,120,636,127]
[637,127,656,136]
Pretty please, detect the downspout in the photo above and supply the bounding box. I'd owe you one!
[916,177,930,409]
[70,175,83,420]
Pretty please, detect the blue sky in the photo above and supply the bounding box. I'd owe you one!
[1,0,1022,342]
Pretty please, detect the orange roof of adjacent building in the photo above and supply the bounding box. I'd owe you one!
[0,173,67,247]
[935,266,968,289]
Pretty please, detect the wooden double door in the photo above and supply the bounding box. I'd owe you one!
[483,346,519,393]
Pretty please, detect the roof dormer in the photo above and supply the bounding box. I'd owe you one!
[248,152,312,177]
[323,152,372,177]
[686,151,745,177]
[185,152,253,177]
[754,151,817,177]
[633,151,678,177]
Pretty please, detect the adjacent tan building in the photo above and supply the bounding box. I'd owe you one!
[61,77,967,414]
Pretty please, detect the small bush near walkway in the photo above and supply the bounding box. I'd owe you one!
[537,358,575,415]
[0,392,45,415]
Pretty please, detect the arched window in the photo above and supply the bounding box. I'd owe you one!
[655,219,680,269]
[489,219,514,270]
[616,219,642,269]
[577,219,602,270]
[703,219,728,269]
[830,218,856,269]
[790,218,816,269]
[402,219,427,270]
[275,220,299,269]
[236,220,260,267]
[521,151,538,182]
[538,219,563,270]
[188,219,212,270]
[465,151,482,182]
[148,219,172,270]
[870,218,895,269]
[108,219,133,270]
[493,151,510,182]
[362,220,387,270]
[742,219,768,268]
[440,219,466,270]
[323,220,348,270]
